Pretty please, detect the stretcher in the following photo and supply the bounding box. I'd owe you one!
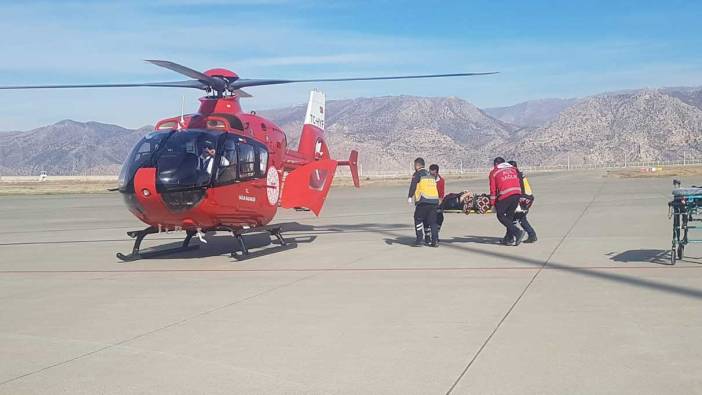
[440,191,535,215]
[668,180,702,264]
[440,191,493,214]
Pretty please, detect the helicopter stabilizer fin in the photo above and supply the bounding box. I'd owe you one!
[337,150,360,188]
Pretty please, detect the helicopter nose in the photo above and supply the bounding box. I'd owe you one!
[133,168,165,215]
[132,167,207,225]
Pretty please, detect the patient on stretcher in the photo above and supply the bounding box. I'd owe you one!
[440,191,493,214]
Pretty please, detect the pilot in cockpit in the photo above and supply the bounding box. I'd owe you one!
[199,142,230,174]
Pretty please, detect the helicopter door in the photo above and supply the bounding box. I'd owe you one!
[214,136,238,185]
[212,136,271,213]
[280,159,338,216]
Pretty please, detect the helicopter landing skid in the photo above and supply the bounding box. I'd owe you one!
[229,226,293,260]
[116,226,200,262]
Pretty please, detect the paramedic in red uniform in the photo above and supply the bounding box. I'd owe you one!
[424,164,445,243]
[489,157,526,245]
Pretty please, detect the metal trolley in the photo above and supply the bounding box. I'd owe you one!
[668,180,702,265]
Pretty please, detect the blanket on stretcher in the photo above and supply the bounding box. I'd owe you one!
[441,191,533,214]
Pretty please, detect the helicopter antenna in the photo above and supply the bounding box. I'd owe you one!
[178,95,185,130]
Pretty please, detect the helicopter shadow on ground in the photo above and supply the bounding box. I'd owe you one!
[607,249,702,266]
[279,221,410,235]
[127,221,410,261]
[135,232,316,260]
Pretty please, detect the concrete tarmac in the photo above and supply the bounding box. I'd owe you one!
[0,171,701,394]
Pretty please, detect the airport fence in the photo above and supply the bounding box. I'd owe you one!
[335,158,702,179]
[3,159,702,182]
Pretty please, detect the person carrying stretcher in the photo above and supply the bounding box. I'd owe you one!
[423,164,445,244]
[408,158,440,247]
[503,161,537,244]
[489,157,526,246]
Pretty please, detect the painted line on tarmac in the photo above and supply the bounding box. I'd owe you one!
[0,237,185,246]
[0,225,137,235]
[446,180,608,394]
[0,265,700,274]
[0,273,318,388]
[0,240,399,388]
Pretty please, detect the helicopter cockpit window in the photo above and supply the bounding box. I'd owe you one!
[134,141,155,161]
[214,137,268,185]
[215,137,238,185]
[257,147,268,176]
[118,131,171,190]
[238,143,256,179]
[153,130,221,192]
[198,139,221,175]
[157,121,178,130]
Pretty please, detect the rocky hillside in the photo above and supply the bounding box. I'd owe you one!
[484,98,579,127]
[263,96,517,171]
[662,86,702,111]
[0,120,150,176]
[509,90,702,165]
[2,88,702,175]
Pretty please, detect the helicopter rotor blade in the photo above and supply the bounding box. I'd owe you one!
[234,89,253,98]
[0,60,497,93]
[0,80,208,90]
[145,59,227,92]
[229,72,498,90]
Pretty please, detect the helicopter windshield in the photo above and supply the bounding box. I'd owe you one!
[119,129,269,196]
[118,130,223,193]
[118,131,172,191]
[153,130,222,192]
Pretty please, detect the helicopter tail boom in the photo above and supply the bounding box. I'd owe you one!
[279,90,359,215]
[293,90,328,163]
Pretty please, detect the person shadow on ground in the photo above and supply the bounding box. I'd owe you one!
[384,235,504,246]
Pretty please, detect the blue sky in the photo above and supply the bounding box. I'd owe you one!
[0,0,700,130]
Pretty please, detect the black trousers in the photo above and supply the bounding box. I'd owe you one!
[515,212,536,238]
[495,195,521,241]
[424,208,444,239]
[414,203,438,242]
[504,212,537,241]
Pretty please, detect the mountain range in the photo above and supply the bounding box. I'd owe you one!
[1,86,701,175]
[484,98,580,127]
[512,90,702,165]
[0,121,150,176]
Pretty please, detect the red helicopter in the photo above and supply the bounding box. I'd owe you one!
[0,60,496,260]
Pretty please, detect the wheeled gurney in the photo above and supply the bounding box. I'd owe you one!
[668,180,702,264]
